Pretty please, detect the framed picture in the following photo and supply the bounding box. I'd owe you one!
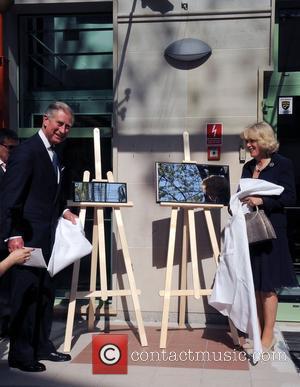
[156,162,230,205]
[73,182,127,203]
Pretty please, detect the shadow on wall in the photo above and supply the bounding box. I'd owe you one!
[141,0,174,14]
[152,209,221,320]
[152,209,221,269]
[117,88,131,121]
[164,55,212,70]
[116,133,242,154]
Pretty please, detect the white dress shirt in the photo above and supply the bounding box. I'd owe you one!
[38,129,60,184]
[0,158,6,172]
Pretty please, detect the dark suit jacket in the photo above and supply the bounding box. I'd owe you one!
[0,166,7,254]
[0,133,64,260]
[0,166,4,186]
[241,152,296,230]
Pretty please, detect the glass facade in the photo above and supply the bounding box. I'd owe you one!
[18,12,113,132]
[18,10,114,294]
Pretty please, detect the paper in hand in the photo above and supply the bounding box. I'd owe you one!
[22,247,47,268]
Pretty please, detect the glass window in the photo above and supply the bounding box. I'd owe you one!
[19,12,113,130]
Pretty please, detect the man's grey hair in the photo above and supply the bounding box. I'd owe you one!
[45,102,74,126]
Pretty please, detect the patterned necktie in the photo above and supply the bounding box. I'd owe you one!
[51,146,59,177]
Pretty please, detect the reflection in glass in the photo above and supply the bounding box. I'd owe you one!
[73,182,127,203]
[156,162,230,205]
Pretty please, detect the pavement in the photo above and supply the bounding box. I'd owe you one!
[0,317,299,387]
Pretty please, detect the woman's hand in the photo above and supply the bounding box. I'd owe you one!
[241,196,263,207]
[8,247,33,265]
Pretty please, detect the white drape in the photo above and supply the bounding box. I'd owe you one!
[47,217,92,277]
[209,178,284,359]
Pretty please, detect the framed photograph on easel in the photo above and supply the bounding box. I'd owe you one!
[73,181,127,203]
[156,162,230,205]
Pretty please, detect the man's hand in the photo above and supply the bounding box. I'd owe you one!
[8,237,24,252]
[63,209,78,225]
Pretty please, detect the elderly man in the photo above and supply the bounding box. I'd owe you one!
[0,102,77,372]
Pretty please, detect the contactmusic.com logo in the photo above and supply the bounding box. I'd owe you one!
[92,334,128,374]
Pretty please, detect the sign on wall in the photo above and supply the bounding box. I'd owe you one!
[206,123,223,145]
[206,123,222,161]
[207,146,221,161]
[279,97,293,115]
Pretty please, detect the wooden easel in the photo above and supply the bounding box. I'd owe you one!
[159,131,240,348]
[63,128,148,352]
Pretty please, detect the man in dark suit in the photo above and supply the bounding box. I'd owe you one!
[0,129,19,336]
[0,129,19,185]
[0,102,77,372]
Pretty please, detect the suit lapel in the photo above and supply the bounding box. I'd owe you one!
[0,167,5,186]
[32,134,64,204]
[33,133,59,183]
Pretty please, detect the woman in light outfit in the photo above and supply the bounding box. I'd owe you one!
[240,122,298,352]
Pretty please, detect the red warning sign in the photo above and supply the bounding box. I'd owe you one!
[206,123,223,145]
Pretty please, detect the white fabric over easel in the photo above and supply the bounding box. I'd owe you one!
[47,217,92,277]
[209,178,284,359]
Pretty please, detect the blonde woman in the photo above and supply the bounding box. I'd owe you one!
[240,121,298,353]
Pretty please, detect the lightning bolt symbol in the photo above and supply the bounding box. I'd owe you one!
[212,125,217,137]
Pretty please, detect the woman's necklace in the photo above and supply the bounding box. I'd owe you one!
[255,158,271,173]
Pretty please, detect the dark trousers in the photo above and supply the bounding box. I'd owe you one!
[8,266,56,364]
[0,249,10,336]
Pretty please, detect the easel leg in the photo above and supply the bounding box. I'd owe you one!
[88,210,99,330]
[64,260,80,352]
[204,209,220,265]
[179,210,188,328]
[160,208,178,349]
[188,209,201,299]
[63,171,89,352]
[98,208,108,302]
[114,209,148,346]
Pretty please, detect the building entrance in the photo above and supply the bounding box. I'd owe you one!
[18,6,114,295]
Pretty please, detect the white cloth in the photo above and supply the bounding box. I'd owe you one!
[47,217,92,277]
[209,178,284,359]
[0,158,6,172]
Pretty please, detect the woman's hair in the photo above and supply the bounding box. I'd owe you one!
[240,121,279,155]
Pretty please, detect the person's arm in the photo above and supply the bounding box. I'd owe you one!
[0,248,32,276]
[0,147,33,245]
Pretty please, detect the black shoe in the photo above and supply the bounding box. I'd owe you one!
[9,360,46,372]
[37,351,71,362]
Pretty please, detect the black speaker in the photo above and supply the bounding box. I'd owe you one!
[277,1,300,71]
[277,95,300,205]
